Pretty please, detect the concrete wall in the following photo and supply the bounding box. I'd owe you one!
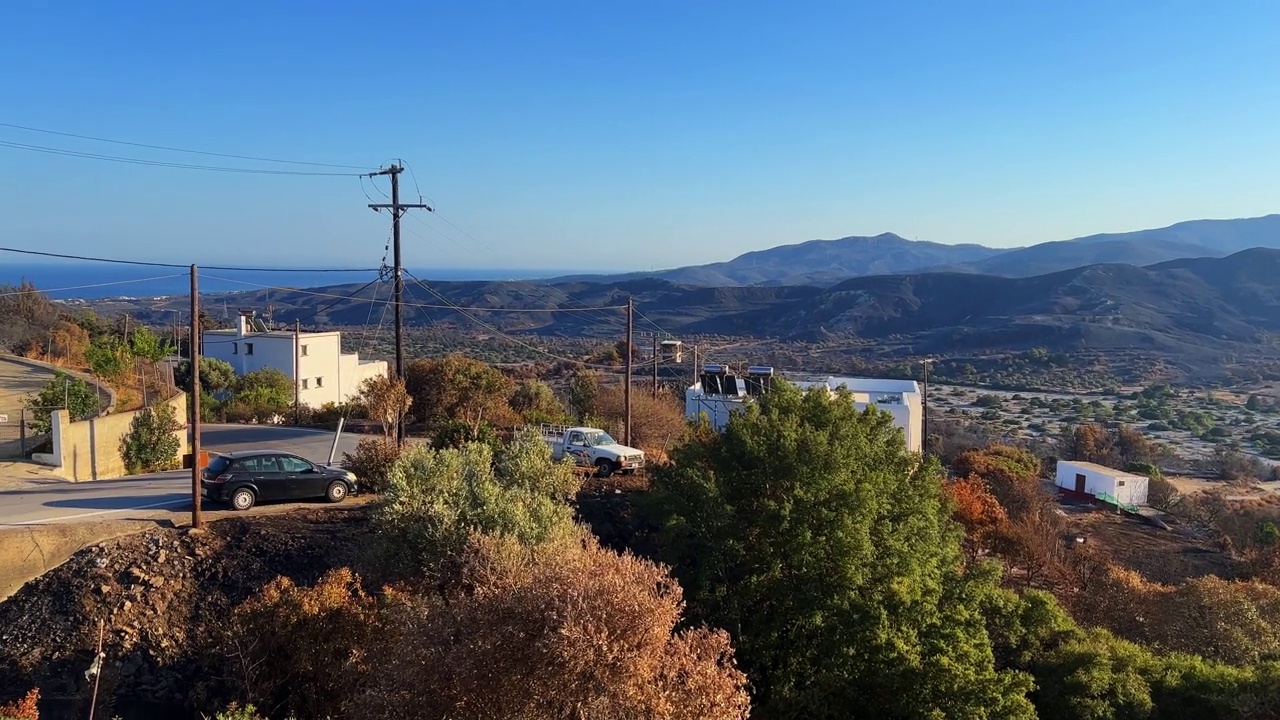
[48,393,189,481]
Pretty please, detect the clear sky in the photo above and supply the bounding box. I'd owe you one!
[2,0,1279,271]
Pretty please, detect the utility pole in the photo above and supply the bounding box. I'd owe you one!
[652,335,659,398]
[367,164,431,445]
[294,319,301,426]
[624,297,634,447]
[190,265,202,530]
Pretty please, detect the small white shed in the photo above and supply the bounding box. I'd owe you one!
[1055,460,1149,506]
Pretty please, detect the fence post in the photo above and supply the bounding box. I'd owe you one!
[19,408,26,457]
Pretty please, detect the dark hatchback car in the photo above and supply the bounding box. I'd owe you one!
[201,450,358,511]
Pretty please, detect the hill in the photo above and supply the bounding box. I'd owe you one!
[105,250,1280,381]
[556,215,1280,286]
[554,233,1005,286]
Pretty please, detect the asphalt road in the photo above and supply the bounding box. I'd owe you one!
[0,424,365,526]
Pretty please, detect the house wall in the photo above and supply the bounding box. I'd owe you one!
[1054,461,1117,496]
[202,330,387,407]
[685,385,922,453]
[46,393,189,481]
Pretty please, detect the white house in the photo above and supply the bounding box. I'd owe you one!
[202,311,388,408]
[685,366,923,453]
[1054,460,1149,507]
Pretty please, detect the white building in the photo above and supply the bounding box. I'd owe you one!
[685,366,923,453]
[202,312,388,408]
[1054,460,1149,507]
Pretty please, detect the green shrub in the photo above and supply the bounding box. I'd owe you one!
[24,371,101,434]
[341,436,402,493]
[376,428,580,581]
[120,400,183,475]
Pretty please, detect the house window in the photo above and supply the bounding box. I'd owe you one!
[1117,480,1126,487]
[245,342,254,356]
[301,344,309,357]
[232,342,238,355]
[315,377,324,388]
[301,378,309,390]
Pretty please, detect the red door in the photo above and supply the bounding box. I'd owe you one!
[1074,473,1087,494]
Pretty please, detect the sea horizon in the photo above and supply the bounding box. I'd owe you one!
[0,262,621,300]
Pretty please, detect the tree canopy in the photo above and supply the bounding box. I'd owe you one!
[647,380,1034,719]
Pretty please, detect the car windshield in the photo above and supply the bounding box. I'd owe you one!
[586,431,616,446]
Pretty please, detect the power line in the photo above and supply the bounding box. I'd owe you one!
[403,269,647,370]
[0,139,365,176]
[200,273,630,312]
[0,273,188,297]
[0,121,372,170]
[0,245,380,272]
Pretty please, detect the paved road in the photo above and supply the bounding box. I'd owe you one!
[0,424,365,526]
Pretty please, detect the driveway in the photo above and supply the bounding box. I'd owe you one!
[0,424,367,526]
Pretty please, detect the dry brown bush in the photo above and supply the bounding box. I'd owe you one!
[227,532,750,719]
[341,436,403,493]
[0,688,40,720]
[590,385,689,457]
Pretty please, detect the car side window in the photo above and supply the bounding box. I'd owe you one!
[280,456,312,473]
[260,456,284,473]
[231,458,258,473]
[568,432,585,445]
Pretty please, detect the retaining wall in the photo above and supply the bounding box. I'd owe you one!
[47,393,189,481]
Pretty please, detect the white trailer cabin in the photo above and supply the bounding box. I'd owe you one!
[1054,460,1148,506]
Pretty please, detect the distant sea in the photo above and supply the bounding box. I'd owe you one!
[0,262,601,300]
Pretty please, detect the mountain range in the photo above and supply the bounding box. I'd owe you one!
[107,247,1280,380]
[555,214,1280,287]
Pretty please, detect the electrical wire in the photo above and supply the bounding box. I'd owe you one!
[0,139,366,176]
[0,273,188,297]
[0,121,372,170]
[0,245,381,272]
[403,269,649,370]
[199,273,631,313]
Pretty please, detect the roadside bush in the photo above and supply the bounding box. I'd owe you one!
[341,436,402,493]
[120,400,183,474]
[312,400,368,425]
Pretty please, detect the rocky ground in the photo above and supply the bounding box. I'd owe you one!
[0,507,375,718]
[0,479,648,719]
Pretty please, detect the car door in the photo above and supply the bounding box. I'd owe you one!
[251,455,289,501]
[279,454,322,498]
[565,431,589,467]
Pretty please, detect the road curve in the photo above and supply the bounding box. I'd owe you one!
[0,424,366,526]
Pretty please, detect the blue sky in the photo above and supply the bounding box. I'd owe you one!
[2,0,1279,271]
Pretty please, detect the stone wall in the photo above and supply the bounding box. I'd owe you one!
[47,393,188,481]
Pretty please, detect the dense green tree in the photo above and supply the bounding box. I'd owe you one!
[567,368,599,422]
[509,379,569,424]
[173,357,236,395]
[128,325,174,363]
[233,367,293,412]
[404,354,517,433]
[647,381,1035,719]
[24,371,102,433]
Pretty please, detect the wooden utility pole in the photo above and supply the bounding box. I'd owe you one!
[624,297,634,447]
[190,265,202,530]
[367,164,431,445]
[294,319,302,425]
[652,336,659,398]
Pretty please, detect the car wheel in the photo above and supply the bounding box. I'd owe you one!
[230,487,256,511]
[326,481,348,503]
[595,459,615,478]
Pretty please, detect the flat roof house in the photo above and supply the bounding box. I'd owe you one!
[1054,459,1149,507]
[685,365,923,453]
[202,311,388,408]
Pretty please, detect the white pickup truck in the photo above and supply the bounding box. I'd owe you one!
[535,424,645,477]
